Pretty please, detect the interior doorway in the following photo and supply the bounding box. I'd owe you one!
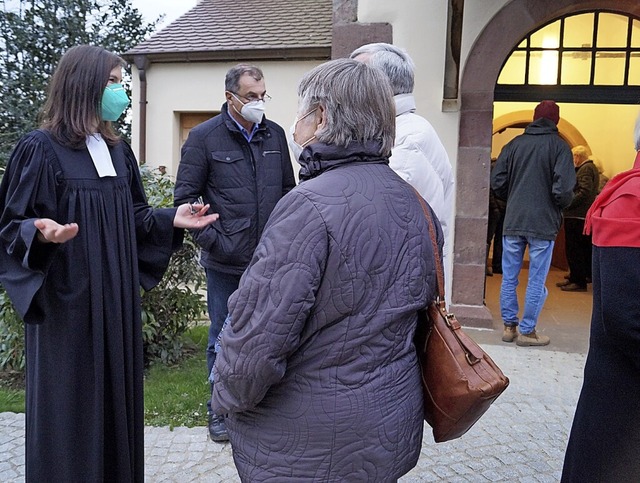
[451,0,640,328]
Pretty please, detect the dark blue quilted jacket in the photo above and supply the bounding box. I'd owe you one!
[212,141,442,482]
[174,104,296,274]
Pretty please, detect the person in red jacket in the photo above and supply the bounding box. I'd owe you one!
[562,116,640,482]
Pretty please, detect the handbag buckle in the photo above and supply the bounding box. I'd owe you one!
[465,351,480,365]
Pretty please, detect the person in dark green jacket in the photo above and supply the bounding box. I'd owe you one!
[491,100,575,347]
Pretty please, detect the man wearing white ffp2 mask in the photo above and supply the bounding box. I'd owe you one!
[230,92,266,125]
[174,63,295,444]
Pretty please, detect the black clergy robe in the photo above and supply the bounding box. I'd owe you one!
[0,129,180,482]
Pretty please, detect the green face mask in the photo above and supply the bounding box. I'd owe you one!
[101,83,130,121]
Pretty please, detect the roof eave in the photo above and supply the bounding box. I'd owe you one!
[122,47,332,64]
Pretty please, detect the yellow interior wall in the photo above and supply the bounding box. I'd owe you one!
[493,102,639,179]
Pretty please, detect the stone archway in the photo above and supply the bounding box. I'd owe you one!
[493,112,590,151]
[451,0,640,327]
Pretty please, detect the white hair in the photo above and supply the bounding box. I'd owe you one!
[349,43,415,95]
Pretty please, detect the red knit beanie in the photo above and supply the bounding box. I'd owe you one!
[533,100,560,124]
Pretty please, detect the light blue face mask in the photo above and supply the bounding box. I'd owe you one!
[101,83,130,121]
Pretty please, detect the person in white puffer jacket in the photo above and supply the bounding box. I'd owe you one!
[350,43,454,269]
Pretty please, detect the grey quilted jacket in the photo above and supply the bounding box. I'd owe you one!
[212,141,443,482]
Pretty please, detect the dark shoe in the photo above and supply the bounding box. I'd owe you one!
[492,267,502,275]
[502,325,518,342]
[564,274,570,280]
[561,283,587,292]
[556,280,571,287]
[208,413,229,442]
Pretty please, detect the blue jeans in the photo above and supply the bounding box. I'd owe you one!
[208,313,231,385]
[500,235,554,335]
[205,268,241,412]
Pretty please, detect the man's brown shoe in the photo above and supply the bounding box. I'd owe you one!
[556,280,571,287]
[502,325,518,342]
[516,330,550,346]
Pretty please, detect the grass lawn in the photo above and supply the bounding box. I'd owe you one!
[144,324,210,428]
[0,325,210,429]
[0,385,24,413]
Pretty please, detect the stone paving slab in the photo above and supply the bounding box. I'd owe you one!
[0,344,586,482]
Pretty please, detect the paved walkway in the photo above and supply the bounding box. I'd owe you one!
[0,343,586,482]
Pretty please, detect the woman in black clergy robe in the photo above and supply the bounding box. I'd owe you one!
[0,45,218,482]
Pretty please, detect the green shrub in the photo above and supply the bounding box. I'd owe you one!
[0,289,24,373]
[0,165,208,373]
[139,165,208,366]
[140,233,207,366]
[0,164,24,373]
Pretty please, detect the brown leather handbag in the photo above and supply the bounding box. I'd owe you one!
[414,192,509,443]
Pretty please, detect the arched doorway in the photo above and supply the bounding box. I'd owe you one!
[493,113,589,149]
[451,0,640,328]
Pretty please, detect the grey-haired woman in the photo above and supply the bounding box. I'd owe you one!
[211,58,442,481]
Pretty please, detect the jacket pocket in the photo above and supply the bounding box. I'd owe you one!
[209,216,253,265]
[211,150,244,163]
[210,150,250,185]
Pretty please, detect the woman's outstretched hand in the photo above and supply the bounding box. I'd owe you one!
[34,219,79,244]
[174,203,219,229]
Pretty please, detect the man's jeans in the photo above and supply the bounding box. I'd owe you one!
[500,235,554,335]
[205,268,241,412]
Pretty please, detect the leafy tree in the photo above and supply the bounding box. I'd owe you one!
[0,0,159,166]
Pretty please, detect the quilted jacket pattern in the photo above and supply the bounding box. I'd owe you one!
[212,141,442,482]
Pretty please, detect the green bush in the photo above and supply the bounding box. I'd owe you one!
[140,165,208,366]
[0,165,208,373]
[0,289,24,373]
[0,161,25,372]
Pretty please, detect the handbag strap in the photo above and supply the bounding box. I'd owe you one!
[412,188,445,303]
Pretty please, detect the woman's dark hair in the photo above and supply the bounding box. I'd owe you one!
[41,45,125,148]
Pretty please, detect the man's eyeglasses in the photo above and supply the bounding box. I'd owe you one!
[231,92,272,104]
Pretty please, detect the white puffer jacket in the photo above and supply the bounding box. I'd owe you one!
[391,94,454,246]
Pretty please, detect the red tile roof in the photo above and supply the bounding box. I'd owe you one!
[124,0,332,62]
